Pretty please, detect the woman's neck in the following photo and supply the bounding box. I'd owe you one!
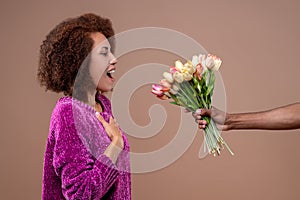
[86,90,104,113]
[86,90,97,109]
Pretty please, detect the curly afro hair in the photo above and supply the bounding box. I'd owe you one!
[37,13,115,97]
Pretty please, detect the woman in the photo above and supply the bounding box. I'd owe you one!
[38,13,131,199]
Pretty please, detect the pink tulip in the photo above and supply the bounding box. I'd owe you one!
[151,88,164,96]
[169,66,178,74]
[152,84,163,91]
[206,54,222,71]
[158,94,169,100]
[194,64,204,80]
[151,84,170,100]
[159,79,171,90]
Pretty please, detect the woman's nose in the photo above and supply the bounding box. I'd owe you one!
[109,54,117,65]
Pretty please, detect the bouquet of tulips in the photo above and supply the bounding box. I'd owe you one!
[151,54,234,157]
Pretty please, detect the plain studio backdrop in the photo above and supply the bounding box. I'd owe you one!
[1,0,299,199]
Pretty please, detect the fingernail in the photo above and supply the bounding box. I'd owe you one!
[95,112,100,116]
[195,109,202,114]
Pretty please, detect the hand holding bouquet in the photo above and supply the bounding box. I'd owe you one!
[151,54,234,157]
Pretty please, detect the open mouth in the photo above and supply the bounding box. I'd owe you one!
[106,68,116,79]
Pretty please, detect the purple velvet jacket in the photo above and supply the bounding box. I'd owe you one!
[42,94,131,200]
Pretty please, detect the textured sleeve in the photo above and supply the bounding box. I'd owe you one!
[52,104,119,200]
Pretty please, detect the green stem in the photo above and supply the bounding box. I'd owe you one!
[177,82,200,110]
[210,120,235,156]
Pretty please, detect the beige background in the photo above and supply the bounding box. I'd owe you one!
[1,0,300,199]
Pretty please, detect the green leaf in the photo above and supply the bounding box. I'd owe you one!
[170,101,180,106]
[206,84,214,97]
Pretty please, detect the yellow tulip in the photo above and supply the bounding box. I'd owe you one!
[175,60,184,72]
[182,72,193,81]
[173,71,184,83]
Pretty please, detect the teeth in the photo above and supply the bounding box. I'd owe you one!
[107,69,115,74]
[107,69,115,78]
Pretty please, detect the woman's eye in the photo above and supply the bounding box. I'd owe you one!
[100,51,108,56]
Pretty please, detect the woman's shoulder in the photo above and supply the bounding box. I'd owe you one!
[51,96,94,121]
[52,96,74,116]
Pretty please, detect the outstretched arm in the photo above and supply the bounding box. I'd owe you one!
[193,103,300,130]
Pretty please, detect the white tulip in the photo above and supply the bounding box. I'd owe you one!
[205,56,215,69]
[192,55,199,67]
[212,58,222,71]
[172,84,179,91]
[199,54,206,68]
[163,72,174,83]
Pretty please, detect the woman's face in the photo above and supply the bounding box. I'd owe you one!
[89,32,117,93]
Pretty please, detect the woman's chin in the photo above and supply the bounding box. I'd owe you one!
[97,86,113,93]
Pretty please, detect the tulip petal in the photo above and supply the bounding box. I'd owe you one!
[160,79,171,89]
[173,71,184,83]
[175,60,184,72]
[158,95,169,100]
[152,84,163,91]
[163,72,174,83]
[213,58,222,71]
[205,57,214,69]
[151,89,163,96]
[192,55,199,66]
[183,72,193,81]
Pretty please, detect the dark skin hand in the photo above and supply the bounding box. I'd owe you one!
[193,103,300,131]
